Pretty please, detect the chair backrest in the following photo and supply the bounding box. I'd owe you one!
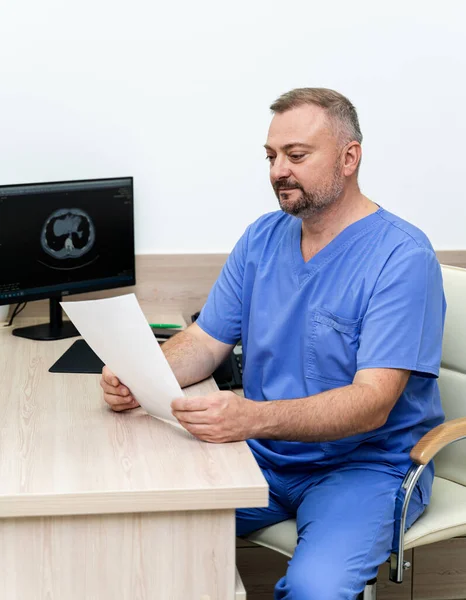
[434,265,466,485]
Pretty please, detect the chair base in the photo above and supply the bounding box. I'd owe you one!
[357,577,377,599]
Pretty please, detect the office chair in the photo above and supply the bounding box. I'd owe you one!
[244,265,466,599]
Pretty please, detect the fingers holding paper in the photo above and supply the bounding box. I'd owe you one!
[171,391,254,443]
[100,365,140,412]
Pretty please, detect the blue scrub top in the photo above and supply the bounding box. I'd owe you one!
[197,208,446,502]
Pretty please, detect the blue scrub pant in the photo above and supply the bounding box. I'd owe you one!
[236,463,425,600]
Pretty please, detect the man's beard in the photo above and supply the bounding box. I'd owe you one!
[274,163,345,219]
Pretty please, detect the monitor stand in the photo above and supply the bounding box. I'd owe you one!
[12,296,79,341]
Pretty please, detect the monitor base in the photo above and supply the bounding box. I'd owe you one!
[12,295,79,341]
[13,320,79,341]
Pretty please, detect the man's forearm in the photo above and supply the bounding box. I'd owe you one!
[161,329,218,388]
[247,382,391,442]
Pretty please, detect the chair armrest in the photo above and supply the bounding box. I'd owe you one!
[391,417,466,584]
[410,417,466,465]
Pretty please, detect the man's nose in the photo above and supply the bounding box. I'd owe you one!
[270,158,292,182]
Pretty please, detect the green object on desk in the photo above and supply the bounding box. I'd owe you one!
[149,323,182,329]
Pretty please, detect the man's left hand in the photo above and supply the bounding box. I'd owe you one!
[171,391,255,443]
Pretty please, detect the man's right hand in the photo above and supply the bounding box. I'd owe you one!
[100,366,140,412]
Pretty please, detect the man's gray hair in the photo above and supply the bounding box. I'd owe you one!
[270,88,363,146]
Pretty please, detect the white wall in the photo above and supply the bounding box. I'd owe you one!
[0,0,465,253]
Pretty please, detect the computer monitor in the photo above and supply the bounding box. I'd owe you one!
[0,176,135,341]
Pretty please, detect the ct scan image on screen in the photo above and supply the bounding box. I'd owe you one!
[41,207,96,262]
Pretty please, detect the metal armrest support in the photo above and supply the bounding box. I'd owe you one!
[389,417,466,583]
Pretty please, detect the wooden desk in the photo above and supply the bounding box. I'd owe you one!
[0,316,268,599]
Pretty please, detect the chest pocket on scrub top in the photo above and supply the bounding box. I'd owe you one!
[306,308,362,384]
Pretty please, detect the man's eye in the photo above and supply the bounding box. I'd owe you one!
[290,154,305,160]
[265,156,275,162]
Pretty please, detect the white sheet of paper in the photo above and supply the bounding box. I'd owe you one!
[61,294,184,426]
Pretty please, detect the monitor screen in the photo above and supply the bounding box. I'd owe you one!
[0,177,135,304]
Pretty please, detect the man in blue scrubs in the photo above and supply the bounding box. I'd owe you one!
[101,88,445,599]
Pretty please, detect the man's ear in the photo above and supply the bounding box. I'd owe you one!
[343,142,362,177]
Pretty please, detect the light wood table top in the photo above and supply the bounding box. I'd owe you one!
[0,315,268,519]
